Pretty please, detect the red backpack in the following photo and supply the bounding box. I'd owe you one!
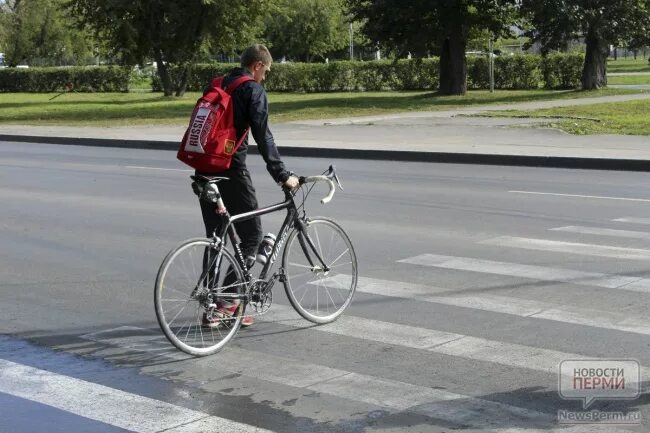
[177,75,253,172]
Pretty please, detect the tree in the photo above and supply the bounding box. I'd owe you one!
[522,0,650,90]
[0,0,94,66]
[67,0,268,96]
[347,0,519,95]
[263,0,349,62]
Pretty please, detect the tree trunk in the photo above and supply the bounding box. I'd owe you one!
[175,64,190,97]
[439,23,467,95]
[581,26,609,90]
[154,49,173,97]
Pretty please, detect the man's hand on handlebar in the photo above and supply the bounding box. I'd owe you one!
[283,175,300,191]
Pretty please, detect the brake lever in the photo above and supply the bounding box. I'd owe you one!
[333,173,343,191]
[327,165,343,191]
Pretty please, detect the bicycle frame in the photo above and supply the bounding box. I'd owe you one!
[209,187,330,301]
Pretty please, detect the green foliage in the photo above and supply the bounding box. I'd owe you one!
[540,54,584,89]
[522,0,650,89]
[1,88,641,127]
[269,63,348,91]
[150,64,232,93]
[346,0,520,94]
[1,0,95,66]
[608,58,650,73]
[392,60,440,91]
[263,0,349,62]
[521,0,650,53]
[67,0,268,95]
[468,55,542,89]
[152,61,439,92]
[495,55,543,89]
[484,99,650,135]
[345,0,521,56]
[151,54,582,92]
[0,66,131,92]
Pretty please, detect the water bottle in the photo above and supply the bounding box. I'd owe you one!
[256,233,276,265]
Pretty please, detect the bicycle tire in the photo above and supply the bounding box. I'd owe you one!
[154,238,245,356]
[282,217,357,324]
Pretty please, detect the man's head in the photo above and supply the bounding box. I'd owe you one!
[241,44,272,83]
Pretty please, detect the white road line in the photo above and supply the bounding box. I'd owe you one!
[0,358,274,433]
[310,373,550,427]
[509,191,650,203]
[262,305,650,381]
[125,165,192,172]
[551,225,650,240]
[82,328,347,388]
[481,236,650,260]
[81,327,552,427]
[614,217,650,225]
[319,274,650,336]
[398,253,650,293]
[264,307,463,349]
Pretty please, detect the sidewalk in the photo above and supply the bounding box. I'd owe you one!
[1,93,649,171]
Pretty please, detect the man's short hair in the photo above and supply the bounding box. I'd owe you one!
[240,44,273,68]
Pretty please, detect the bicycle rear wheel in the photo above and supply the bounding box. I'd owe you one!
[282,218,357,324]
[154,238,245,356]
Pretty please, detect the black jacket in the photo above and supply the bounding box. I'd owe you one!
[208,68,290,184]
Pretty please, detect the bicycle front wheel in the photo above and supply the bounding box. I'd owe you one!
[154,238,245,356]
[282,218,357,324]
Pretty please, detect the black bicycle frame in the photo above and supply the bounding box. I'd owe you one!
[215,189,329,283]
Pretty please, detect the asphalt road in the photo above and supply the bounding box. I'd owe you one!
[2,141,650,432]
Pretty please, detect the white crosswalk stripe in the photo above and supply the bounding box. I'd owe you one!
[80,327,554,429]
[397,253,650,293]
[551,225,650,240]
[262,305,650,381]
[480,236,650,260]
[614,217,650,225]
[509,191,650,203]
[0,358,275,433]
[14,220,650,432]
[318,274,650,336]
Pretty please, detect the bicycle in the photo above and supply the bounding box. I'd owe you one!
[154,165,358,356]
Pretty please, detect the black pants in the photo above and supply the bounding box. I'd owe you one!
[199,168,262,259]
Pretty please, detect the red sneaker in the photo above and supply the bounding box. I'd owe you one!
[216,301,254,327]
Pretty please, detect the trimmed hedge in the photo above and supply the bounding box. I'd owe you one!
[467,55,543,90]
[0,66,131,92]
[154,54,584,92]
[540,54,584,89]
[1,54,585,93]
[152,60,442,92]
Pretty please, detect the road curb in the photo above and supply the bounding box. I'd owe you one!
[3,134,650,172]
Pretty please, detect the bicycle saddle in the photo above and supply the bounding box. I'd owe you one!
[191,175,230,183]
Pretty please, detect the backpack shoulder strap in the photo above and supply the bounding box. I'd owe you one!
[224,75,254,94]
[212,76,225,88]
[202,76,226,102]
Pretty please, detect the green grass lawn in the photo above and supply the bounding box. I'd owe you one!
[0,88,644,126]
[476,99,650,135]
[608,58,650,73]
[607,75,650,85]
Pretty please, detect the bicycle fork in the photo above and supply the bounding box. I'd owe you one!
[295,219,330,274]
